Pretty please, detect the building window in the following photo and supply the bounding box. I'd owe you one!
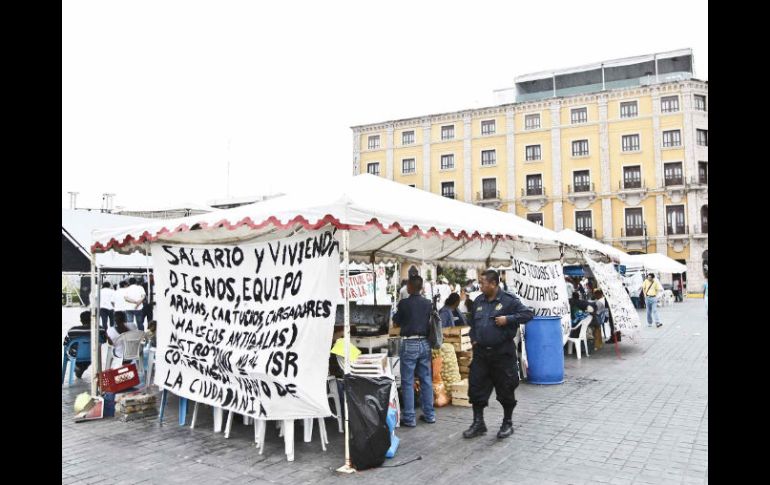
[481,120,496,135]
[620,101,638,118]
[441,125,455,140]
[664,162,684,186]
[527,213,543,226]
[367,162,380,176]
[697,129,708,147]
[624,208,644,237]
[526,174,543,196]
[402,131,415,145]
[441,181,455,199]
[572,139,589,157]
[662,130,681,148]
[440,154,455,170]
[402,158,416,174]
[694,95,707,111]
[575,211,593,237]
[623,166,641,189]
[698,161,708,184]
[525,145,542,161]
[666,205,686,235]
[622,134,640,152]
[482,178,497,199]
[571,107,588,124]
[481,150,496,166]
[525,114,541,130]
[573,170,591,192]
[368,135,380,150]
[408,184,416,188]
[660,96,680,113]
[701,205,708,233]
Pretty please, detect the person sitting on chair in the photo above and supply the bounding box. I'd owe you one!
[439,293,467,328]
[63,311,106,379]
[107,311,138,365]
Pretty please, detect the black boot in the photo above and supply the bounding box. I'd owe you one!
[497,419,513,439]
[462,405,487,439]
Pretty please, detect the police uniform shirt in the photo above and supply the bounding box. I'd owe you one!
[469,288,533,348]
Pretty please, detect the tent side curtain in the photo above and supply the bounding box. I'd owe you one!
[62,232,91,272]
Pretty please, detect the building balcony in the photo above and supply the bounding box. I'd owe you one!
[663,225,689,239]
[520,187,548,212]
[692,224,708,239]
[619,227,647,251]
[617,180,648,205]
[567,183,597,209]
[687,175,708,192]
[664,178,686,203]
[475,190,502,209]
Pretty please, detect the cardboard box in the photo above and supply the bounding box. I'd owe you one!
[451,342,473,352]
[456,351,474,359]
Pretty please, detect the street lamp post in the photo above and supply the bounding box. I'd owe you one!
[643,222,648,254]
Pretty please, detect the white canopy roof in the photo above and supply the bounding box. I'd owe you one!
[621,252,687,274]
[555,229,627,263]
[62,209,154,270]
[92,174,572,267]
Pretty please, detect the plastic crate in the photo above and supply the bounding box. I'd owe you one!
[99,363,140,393]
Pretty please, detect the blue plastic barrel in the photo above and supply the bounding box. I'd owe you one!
[523,316,564,385]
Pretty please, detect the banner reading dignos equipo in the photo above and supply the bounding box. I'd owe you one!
[508,257,571,334]
[152,229,340,419]
[584,256,641,340]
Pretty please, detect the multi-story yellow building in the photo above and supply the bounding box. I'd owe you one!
[351,49,708,293]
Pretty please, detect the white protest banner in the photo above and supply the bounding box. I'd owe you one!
[339,267,387,301]
[508,257,571,334]
[584,256,641,340]
[151,229,340,419]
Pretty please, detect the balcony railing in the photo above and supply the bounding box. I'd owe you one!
[664,177,684,187]
[620,179,646,190]
[689,175,708,186]
[664,225,688,236]
[621,227,644,237]
[569,182,595,193]
[442,192,455,200]
[477,190,501,201]
[693,223,708,234]
[522,187,547,197]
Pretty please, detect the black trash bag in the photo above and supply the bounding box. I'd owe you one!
[344,374,392,470]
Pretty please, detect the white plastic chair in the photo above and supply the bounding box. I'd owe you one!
[514,325,527,379]
[565,315,592,359]
[327,376,344,433]
[661,290,674,307]
[105,330,146,377]
[253,417,328,461]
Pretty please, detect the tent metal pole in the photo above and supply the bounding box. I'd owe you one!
[90,253,99,396]
[95,267,103,385]
[336,230,355,474]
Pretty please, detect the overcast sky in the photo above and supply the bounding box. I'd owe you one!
[62,0,708,211]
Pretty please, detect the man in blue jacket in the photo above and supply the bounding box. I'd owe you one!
[464,270,534,439]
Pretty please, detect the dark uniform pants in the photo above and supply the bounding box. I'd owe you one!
[468,345,519,408]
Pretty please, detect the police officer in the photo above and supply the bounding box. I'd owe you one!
[464,269,533,439]
[392,274,436,427]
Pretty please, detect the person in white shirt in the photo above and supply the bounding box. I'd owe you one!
[125,278,147,330]
[99,282,115,331]
[434,276,452,311]
[107,311,139,365]
[114,281,130,314]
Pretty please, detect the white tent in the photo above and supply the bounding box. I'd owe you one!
[92,174,566,266]
[89,174,571,471]
[555,229,627,263]
[621,253,687,274]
